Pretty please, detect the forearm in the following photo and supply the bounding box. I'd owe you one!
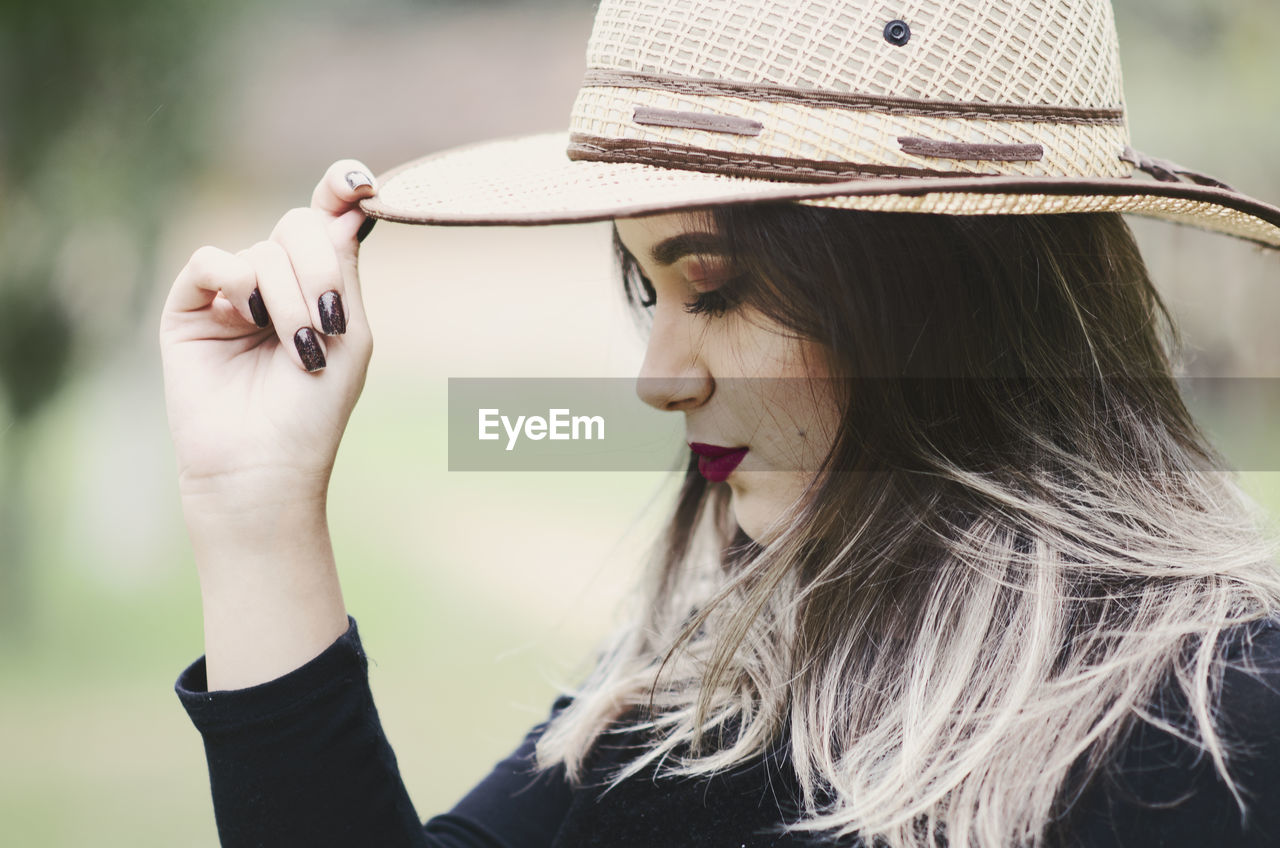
[183,488,348,691]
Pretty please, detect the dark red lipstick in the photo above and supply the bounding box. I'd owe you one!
[689,442,748,482]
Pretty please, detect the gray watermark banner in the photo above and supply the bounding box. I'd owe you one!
[448,378,686,471]
[446,377,1280,471]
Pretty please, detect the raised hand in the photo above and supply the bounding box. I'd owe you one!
[160,160,377,507]
[159,160,379,689]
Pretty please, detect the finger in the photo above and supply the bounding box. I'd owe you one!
[242,240,328,373]
[330,206,371,246]
[271,208,347,337]
[326,208,372,329]
[165,245,259,326]
[311,158,377,219]
[328,206,376,292]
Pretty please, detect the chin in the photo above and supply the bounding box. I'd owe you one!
[728,491,771,544]
[728,477,810,545]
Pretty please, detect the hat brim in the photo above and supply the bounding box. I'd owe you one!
[360,132,1280,249]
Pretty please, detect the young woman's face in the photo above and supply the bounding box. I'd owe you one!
[614,213,842,543]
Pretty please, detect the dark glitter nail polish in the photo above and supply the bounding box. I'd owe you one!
[356,216,376,243]
[319,291,346,335]
[248,288,270,328]
[294,328,326,372]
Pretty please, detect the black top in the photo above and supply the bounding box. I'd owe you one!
[175,615,1280,847]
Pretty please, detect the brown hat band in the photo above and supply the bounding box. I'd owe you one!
[567,81,1134,181]
[567,134,1044,182]
[583,69,1126,126]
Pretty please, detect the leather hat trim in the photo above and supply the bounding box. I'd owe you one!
[567,133,983,182]
[584,69,1126,126]
[899,137,1045,162]
[632,106,764,136]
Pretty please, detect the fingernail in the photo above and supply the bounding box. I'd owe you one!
[248,288,270,328]
[294,328,326,372]
[319,291,346,335]
[345,170,373,191]
[356,216,376,244]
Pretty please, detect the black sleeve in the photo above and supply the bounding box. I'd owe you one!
[1064,618,1280,847]
[174,615,573,848]
[1205,619,1280,843]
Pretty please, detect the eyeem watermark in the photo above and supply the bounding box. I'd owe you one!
[447,376,1280,472]
[450,379,685,470]
[478,408,606,451]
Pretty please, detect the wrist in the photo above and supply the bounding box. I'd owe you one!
[185,500,332,584]
[176,463,332,514]
[180,478,328,544]
[183,500,350,691]
[201,584,349,691]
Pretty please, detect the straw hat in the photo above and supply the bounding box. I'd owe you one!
[360,0,1280,249]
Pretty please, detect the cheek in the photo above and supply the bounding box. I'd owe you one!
[717,312,830,378]
[743,334,841,465]
[763,336,838,417]
[771,383,841,469]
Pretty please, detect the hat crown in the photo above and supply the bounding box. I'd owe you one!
[367,0,1280,247]
[586,0,1124,109]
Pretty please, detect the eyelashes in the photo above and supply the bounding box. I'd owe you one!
[623,262,743,319]
[682,285,740,318]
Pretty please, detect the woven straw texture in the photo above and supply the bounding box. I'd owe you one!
[361,0,1280,249]
[585,0,1123,106]
[570,86,1131,178]
[369,134,829,220]
[569,0,1130,179]
[362,133,1280,248]
[802,193,1280,246]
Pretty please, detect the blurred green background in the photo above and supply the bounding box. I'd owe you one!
[0,1,1278,845]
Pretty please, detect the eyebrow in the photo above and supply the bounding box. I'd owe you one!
[649,232,727,267]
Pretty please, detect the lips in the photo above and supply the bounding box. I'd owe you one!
[689,442,749,482]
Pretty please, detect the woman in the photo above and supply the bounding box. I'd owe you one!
[161,0,1280,846]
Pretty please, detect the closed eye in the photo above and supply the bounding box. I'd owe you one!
[683,284,742,317]
[616,233,744,319]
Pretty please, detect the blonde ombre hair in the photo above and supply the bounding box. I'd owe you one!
[535,207,1280,848]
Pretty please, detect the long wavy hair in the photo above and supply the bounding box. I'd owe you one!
[535,205,1280,848]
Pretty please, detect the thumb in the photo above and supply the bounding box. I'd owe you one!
[329,207,372,253]
[311,158,377,219]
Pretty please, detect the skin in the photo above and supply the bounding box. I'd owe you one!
[159,167,837,690]
[160,160,374,690]
[615,214,841,544]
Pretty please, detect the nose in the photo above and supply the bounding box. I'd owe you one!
[635,306,713,412]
